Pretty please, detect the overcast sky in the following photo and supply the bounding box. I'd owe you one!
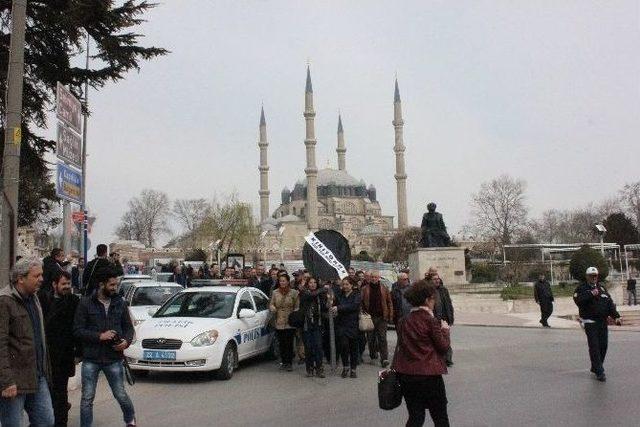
[57,0,639,249]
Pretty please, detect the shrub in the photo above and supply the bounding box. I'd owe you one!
[471,263,499,283]
[185,248,208,262]
[569,245,609,282]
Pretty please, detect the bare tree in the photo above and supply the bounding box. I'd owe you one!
[172,199,210,234]
[620,182,640,230]
[196,193,258,255]
[114,189,170,247]
[469,175,528,246]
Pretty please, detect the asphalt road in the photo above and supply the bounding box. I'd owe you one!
[68,326,640,426]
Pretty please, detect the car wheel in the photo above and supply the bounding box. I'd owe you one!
[214,342,237,380]
[264,333,280,361]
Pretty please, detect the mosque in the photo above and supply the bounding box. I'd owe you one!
[256,67,409,260]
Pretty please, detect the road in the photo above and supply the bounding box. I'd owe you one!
[68,326,640,426]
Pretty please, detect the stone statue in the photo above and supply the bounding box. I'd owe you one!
[420,202,451,247]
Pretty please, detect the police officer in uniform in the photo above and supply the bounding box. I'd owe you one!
[573,267,622,382]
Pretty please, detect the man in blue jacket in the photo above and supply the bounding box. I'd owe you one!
[573,266,622,382]
[74,266,136,426]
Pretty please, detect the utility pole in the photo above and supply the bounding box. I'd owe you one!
[0,0,28,283]
[81,32,90,263]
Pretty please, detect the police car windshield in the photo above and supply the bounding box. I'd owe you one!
[154,292,236,319]
[131,286,181,306]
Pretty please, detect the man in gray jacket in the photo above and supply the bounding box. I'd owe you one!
[0,258,54,426]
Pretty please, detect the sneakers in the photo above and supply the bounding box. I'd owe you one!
[596,373,607,382]
[341,368,349,378]
[350,369,357,378]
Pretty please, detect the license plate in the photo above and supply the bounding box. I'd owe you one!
[143,350,176,360]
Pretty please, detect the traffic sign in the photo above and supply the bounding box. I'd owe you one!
[56,122,82,168]
[56,162,82,204]
[56,82,82,133]
[72,211,85,223]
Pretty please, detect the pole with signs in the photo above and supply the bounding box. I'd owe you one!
[55,82,83,260]
[81,33,90,263]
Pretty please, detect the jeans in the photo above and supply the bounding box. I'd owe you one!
[628,289,637,305]
[584,321,608,376]
[81,360,135,427]
[302,327,324,369]
[0,375,54,427]
[399,374,449,427]
[276,329,295,366]
[367,316,389,362]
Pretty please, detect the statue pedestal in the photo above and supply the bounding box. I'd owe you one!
[408,247,467,287]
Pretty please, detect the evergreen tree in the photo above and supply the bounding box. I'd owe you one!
[0,1,167,226]
[603,212,640,249]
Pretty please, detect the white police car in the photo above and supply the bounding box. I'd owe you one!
[124,286,276,380]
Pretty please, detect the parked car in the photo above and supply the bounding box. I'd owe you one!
[124,286,276,380]
[124,281,183,326]
[118,274,152,297]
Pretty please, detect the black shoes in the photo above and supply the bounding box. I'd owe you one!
[596,373,607,382]
[381,360,389,368]
[316,366,325,378]
[341,368,349,378]
[446,361,454,367]
[350,369,357,378]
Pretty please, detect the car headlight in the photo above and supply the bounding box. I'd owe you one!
[190,330,219,347]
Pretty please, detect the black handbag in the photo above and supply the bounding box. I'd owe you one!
[378,369,402,410]
[288,310,305,328]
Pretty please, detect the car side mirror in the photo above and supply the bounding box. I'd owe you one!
[147,307,159,317]
[238,308,256,319]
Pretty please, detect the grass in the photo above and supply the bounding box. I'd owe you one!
[500,284,576,301]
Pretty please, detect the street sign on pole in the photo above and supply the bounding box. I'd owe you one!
[56,82,82,133]
[72,211,85,223]
[56,122,82,168]
[56,162,82,204]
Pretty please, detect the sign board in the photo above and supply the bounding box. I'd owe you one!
[303,230,351,281]
[56,122,82,168]
[56,162,82,204]
[56,82,82,133]
[72,211,85,223]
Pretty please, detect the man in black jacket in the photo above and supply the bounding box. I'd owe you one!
[534,274,554,327]
[573,266,622,382]
[74,266,136,426]
[258,267,279,298]
[43,270,79,427]
[41,248,68,295]
[82,244,111,296]
[429,268,455,366]
[627,276,637,305]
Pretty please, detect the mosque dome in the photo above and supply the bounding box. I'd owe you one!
[296,168,364,188]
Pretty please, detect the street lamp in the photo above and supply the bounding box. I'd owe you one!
[594,224,606,256]
[278,226,286,264]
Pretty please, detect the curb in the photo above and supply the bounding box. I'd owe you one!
[456,323,640,332]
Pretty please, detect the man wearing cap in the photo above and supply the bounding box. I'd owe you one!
[573,266,622,382]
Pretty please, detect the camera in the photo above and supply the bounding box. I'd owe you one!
[109,333,122,346]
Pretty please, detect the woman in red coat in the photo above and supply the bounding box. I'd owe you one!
[393,278,451,427]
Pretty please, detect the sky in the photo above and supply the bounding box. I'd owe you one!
[51,0,640,248]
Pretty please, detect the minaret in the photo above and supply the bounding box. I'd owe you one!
[337,114,346,171]
[304,66,319,230]
[258,106,270,223]
[393,79,409,229]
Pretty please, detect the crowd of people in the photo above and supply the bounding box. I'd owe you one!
[0,247,136,427]
[1,242,627,427]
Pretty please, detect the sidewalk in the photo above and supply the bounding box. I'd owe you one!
[456,310,640,332]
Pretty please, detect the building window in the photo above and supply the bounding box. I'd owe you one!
[293,207,297,216]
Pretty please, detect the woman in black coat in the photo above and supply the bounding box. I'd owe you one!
[331,277,361,378]
[299,277,328,378]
